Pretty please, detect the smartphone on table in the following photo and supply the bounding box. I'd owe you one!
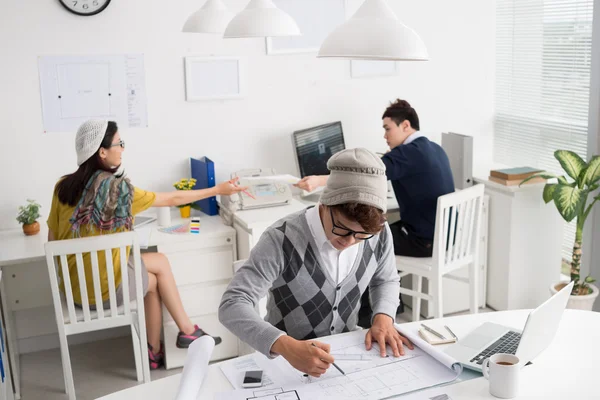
[242,370,263,388]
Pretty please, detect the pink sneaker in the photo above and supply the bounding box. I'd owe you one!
[176,325,222,348]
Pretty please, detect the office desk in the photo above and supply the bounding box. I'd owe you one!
[0,209,237,398]
[98,309,599,400]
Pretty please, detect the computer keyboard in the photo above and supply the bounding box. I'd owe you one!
[470,331,522,365]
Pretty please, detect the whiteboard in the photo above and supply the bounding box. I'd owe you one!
[184,57,244,101]
[266,0,346,54]
[350,60,399,79]
[38,54,148,133]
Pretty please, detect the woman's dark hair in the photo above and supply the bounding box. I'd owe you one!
[381,99,420,131]
[56,121,118,206]
[330,203,386,234]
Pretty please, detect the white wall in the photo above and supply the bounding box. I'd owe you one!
[0,0,495,230]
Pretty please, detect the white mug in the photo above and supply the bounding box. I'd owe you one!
[482,353,520,399]
[157,207,171,227]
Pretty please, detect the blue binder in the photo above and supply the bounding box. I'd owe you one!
[190,156,218,216]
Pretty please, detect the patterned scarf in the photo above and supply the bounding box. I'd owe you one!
[70,170,134,236]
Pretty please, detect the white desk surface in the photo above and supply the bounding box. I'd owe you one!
[0,209,233,267]
[97,309,599,400]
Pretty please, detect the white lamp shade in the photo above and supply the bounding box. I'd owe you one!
[318,0,428,61]
[223,0,301,39]
[182,0,234,34]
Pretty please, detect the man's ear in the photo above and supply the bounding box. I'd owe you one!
[402,120,412,131]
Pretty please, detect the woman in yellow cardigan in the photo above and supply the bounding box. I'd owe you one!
[47,119,245,369]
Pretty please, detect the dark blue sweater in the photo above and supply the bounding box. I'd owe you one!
[382,136,455,240]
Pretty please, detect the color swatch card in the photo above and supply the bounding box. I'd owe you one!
[158,223,189,234]
[189,217,201,234]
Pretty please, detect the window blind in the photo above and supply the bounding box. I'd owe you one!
[494,0,594,262]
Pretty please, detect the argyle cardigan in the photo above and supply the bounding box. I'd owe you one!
[219,209,400,357]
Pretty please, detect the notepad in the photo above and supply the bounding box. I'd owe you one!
[418,326,458,345]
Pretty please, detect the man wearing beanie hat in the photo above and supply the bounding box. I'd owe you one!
[219,148,413,378]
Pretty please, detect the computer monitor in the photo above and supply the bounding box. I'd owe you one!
[292,121,346,178]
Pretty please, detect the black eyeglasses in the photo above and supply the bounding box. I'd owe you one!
[329,208,374,240]
[109,139,125,149]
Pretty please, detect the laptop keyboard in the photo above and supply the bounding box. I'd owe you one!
[470,330,522,365]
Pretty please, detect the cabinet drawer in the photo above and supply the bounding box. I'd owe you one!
[163,314,238,369]
[158,236,233,254]
[4,262,53,310]
[163,283,229,322]
[167,249,234,286]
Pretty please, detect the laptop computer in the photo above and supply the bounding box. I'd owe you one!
[445,281,573,372]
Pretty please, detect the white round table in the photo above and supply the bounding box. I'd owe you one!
[98,309,599,399]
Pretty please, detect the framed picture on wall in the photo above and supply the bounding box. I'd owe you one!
[184,56,245,101]
[265,0,346,55]
[350,60,399,79]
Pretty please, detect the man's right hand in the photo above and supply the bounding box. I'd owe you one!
[271,336,334,377]
[294,175,328,193]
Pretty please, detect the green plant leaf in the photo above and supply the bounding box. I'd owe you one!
[585,276,596,284]
[557,176,569,184]
[519,173,557,186]
[543,184,557,203]
[555,150,587,181]
[552,184,586,222]
[582,156,600,187]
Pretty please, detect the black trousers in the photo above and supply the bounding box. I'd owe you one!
[358,221,433,328]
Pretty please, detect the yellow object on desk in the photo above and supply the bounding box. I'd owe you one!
[179,205,191,218]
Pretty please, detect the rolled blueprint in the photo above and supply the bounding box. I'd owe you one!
[174,335,216,400]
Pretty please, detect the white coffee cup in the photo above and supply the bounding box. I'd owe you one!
[157,207,171,227]
[482,353,520,399]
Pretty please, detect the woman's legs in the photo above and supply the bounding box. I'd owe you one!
[141,253,195,344]
[144,271,162,353]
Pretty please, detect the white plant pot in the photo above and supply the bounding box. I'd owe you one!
[550,282,599,311]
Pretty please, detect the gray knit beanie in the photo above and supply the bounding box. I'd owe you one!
[320,148,388,213]
[75,119,109,166]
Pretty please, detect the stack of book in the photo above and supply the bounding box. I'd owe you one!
[489,167,545,186]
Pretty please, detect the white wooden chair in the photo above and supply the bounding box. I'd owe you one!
[44,231,150,400]
[396,184,485,322]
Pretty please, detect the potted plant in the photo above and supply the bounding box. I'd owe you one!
[16,199,42,236]
[173,178,197,218]
[522,150,600,310]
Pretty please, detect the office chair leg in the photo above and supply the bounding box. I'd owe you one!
[57,332,76,400]
[469,261,479,314]
[131,325,143,382]
[412,275,423,322]
[430,275,443,319]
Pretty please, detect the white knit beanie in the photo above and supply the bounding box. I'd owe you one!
[320,148,388,213]
[75,119,109,166]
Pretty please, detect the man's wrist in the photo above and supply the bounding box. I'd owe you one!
[271,335,294,357]
[372,313,394,325]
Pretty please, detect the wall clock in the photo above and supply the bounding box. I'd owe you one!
[59,0,111,16]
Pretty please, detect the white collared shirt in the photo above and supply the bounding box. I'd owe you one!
[403,131,425,145]
[305,204,359,284]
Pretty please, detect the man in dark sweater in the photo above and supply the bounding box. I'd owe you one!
[295,99,455,324]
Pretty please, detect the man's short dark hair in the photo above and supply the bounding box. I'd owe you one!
[382,99,420,131]
[330,203,385,234]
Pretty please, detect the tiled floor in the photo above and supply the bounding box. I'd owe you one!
[18,307,493,400]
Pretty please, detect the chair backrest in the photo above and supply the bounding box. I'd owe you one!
[431,184,485,272]
[44,231,143,326]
